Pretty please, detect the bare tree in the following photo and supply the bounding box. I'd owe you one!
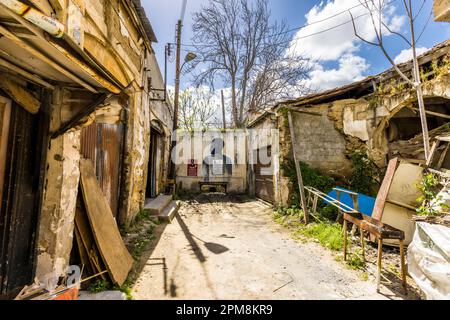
[350,0,432,159]
[190,0,310,128]
[169,88,218,132]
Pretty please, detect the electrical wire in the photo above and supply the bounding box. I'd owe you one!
[175,0,399,49]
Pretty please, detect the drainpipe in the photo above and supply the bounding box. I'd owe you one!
[0,0,64,37]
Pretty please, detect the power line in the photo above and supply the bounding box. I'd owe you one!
[175,0,399,49]
[176,10,371,50]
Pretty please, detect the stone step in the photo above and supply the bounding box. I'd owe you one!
[157,201,180,223]
[144,195,173,216]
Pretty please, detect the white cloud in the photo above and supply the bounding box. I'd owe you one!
[394,47,429,64]
[288,0,405,62]
[305,54,370,91]
[287,0,406,91]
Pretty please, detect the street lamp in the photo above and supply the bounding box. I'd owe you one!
[169,50,197,194]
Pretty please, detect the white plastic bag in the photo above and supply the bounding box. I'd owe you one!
[407,222,450,300]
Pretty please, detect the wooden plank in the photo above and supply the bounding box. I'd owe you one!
[426,141,439,166]
[0,97,11,208]
[372,158,399,221]
[288,111,309,224]
[74,224,94,276]
[370,158,399,243]
[0,77,40,114]
[437,142,450,169]
[79,159,133,286]
[0,23,98,93]
[74,199,105,277]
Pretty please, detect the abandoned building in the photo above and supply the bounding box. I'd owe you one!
[175,130,248,194]
[247,40,450,206]
[0,0,172,298]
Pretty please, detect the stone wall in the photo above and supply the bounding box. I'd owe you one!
[290,105,353,178]
[35,87,81,280]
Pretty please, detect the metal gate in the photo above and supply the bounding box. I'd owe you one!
[254,146,275,203]
[80,122,125,220]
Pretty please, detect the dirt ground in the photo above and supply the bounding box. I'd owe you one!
[131,194,416,300]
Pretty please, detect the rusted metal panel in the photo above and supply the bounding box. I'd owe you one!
[80,122,124,220]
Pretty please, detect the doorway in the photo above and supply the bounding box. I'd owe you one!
[0,95,49,297]
[146,128,160,199]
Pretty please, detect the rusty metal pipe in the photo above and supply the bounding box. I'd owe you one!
[0,0,64,37]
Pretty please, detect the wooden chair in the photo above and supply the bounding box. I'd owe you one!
[343,210,407,294]
[337,189,407,294]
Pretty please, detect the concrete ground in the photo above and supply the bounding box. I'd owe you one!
[131,194,405,300]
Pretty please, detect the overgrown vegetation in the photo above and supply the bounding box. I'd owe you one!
[131,228,155,260]
[415,172,448,217]
[89,279,109,293]
[294,222,344,251]
[88,279,134,300]
[281,159,335,204]
[348,152,382,197]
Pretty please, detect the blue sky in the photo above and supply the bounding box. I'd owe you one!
[143,0,450,92]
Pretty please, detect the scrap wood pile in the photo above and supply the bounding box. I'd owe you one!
[15,159,133,300]
[389,123,450,163]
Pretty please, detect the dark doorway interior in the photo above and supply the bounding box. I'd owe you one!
[146,128,160,199]
[0,95,49,298]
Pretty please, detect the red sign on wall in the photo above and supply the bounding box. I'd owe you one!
[187,160,198,177]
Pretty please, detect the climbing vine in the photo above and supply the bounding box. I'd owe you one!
[415,172,449,217]
[347,152,382,197]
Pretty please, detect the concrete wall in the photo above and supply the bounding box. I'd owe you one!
[290,105,353,178]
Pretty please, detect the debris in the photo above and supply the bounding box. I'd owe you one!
[79,158,134,286]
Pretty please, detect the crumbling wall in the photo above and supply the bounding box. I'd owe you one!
[283,105,353,178]
[35,87,81,280]
[120,90,151,225]
[277,71,450,195]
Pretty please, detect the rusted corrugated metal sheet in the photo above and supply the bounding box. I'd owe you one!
[80,122,124,220]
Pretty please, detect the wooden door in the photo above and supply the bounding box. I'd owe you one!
[0,98,46,297]
[254,146,275,203]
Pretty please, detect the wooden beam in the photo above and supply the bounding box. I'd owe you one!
[51,93,112,139]
[282,105,322,116]
[0,23,98,93]
[411,107,450,120]
[0,76,40,113]
[0,56,54,89]
[287,111,310,224]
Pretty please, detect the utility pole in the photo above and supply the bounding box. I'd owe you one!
[221,90,226,129]
[168,20,183,193]
[173,20,182,132]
